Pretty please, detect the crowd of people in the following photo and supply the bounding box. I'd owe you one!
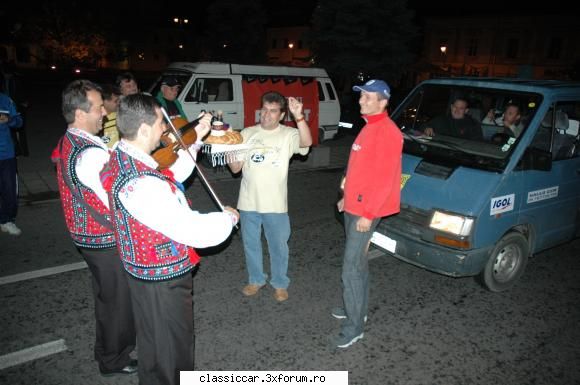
[3,71,404,384]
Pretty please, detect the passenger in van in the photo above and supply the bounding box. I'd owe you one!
[155,76,188,121]
[482,102,523,138]
[423,96,483,140]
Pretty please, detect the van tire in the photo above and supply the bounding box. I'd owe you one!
[481,232,529,292]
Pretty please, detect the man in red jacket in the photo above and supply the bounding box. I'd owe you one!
[333,79,403,348]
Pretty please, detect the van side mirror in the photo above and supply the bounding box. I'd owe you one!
[518,147,552,171]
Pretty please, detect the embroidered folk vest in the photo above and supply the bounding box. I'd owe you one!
[53,132,115,249]
[102,148,200,281]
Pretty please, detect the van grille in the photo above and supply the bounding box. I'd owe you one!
[377,205,431,236]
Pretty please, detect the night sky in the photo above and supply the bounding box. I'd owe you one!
[0,0,569,29]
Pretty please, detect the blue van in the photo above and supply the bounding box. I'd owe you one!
[370,78,580,291]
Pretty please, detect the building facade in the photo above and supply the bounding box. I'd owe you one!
[415,14,580,82]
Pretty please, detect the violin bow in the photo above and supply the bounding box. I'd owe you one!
[160,107,225,212]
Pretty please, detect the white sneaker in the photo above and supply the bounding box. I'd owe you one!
[1,222,22,236]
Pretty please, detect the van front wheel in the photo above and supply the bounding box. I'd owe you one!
[481,232,529,292]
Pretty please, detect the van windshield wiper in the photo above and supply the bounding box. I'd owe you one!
[425,137,470,154]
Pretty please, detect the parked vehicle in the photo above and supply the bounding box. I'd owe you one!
[370,78,580,291]
[148,62,341,144]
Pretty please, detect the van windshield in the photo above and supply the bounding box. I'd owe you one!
[394,84,542,172]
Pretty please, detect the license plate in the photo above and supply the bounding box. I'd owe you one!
[371,231,397,253]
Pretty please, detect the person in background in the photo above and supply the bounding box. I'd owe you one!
[102,94,238,385]
[334,79,403,348]
[228,91,312,302]
[155,76,188,121]
[116,72,139,97]
[482,102,523,138]
[51,80,137,376]
[100,84,121,148]
[423,96,482,140]
[0,91,23,236]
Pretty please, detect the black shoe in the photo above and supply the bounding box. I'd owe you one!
[100,359,138,376]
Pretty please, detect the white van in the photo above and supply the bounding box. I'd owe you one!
[148,62,341,144]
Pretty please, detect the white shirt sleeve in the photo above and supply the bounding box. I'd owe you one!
[75,147,110,208]
[119,175,234,248]
[168,147,195,183]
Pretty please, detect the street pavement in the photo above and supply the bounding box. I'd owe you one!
[3,168,580,385]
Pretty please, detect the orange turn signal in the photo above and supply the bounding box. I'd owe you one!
[434,235,471,249]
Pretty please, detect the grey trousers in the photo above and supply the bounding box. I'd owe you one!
[341,212,380,337]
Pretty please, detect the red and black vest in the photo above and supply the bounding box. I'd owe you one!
[52,131,115,249]
[101,147,199,281]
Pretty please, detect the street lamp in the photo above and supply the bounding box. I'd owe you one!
[173,17,188,54]
[440,45,448,73]
[288,43,294,64]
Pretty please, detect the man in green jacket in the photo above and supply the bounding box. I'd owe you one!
[155,76,187,121]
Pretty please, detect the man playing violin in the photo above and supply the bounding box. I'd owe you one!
[101,94,239,385]
[51,80,137,377]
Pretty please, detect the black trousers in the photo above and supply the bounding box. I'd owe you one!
[79,247,136,372]
[127,272,194,385]
[0,157,18,224]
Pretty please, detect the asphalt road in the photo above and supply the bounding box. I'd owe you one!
[1,169,580,385]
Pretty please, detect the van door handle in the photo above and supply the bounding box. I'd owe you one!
[226,112,237,114]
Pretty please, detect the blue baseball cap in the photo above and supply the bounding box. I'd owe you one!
[352,79,391,99]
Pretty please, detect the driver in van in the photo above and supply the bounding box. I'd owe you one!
[482,102,522,138]
[423,96,483,140]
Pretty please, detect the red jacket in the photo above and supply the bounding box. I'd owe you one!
[344,112,403,219]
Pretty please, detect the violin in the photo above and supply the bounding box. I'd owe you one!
[157,107,233,226]
[153,117,199,169]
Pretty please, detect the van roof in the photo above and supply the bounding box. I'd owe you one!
[167,62,330,78]
[423,77,580,94]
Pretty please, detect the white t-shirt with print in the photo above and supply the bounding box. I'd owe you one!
[237,124,309,213]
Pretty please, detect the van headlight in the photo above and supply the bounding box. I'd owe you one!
[430,211,474,236]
